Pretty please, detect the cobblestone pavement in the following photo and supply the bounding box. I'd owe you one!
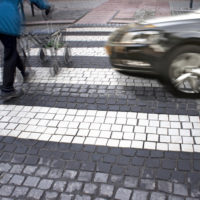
[0,26,200,200]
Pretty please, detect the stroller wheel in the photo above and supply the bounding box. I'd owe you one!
[53,63,60,75]
[39,49,48,63]
[64,47,72,66]
[50,67,55,76]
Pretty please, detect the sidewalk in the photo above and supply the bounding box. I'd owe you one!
[23,0,200,26]
[23,0,171,25]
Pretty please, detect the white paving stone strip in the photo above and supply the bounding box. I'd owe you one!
[9,68,162,87]
[65,27,117,32]
[0,105,199,153]
[28,47,107,57]
[64,35,109,41]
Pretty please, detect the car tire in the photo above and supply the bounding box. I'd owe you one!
[159,45,200,94]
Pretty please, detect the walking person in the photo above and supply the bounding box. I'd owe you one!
[0,0,53,101]
[30,0,54,17]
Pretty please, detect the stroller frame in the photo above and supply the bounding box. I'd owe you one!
[18,23,71,76]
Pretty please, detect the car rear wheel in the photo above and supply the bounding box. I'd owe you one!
[164,45,200,94]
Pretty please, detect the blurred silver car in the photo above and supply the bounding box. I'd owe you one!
[106,10,200,94]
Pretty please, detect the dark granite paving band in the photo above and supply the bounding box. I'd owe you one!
[68,41,106,48]
[4,83,199,115]
[25,56,112,69]
[32,41,106,48]
[0,136,200,199]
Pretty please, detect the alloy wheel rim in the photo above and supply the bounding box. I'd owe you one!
[169,53,200,93]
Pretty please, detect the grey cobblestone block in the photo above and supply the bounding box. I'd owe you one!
[23,165,37,175]
[94,172,108,183]
[191,188,200,198]
[192,163,200,173]
[27,188,44,200]
[78,171,93,182]
[146,159,160,168]
[63,170,77,179]
[174,183,188,196]
[38,179,53,190]
[150,192,166,200]
[117,156,130,165]
[11,154,26,164]
[132,158,145,166]
[48,169,63,179]
[81,161,95,171]
[158,180,172,193]
[83,183,97,194]
[162,160,176,169]
[12,186,29,198]
[62,152,75,160]
[131,190,148,200]
[168,195,185,200]
[122,149,136,157]
[124,176,138,188]
[178,160,191,171]
[0,185,15,196]
[35,166,50,177]
[142,168,154,179]
[94,198,107,200]
[140,179,156,190]
[97,146,109,154]
[115,188,132,200]
[99,184,114,197]
[111,165,124,175]
[96,162,111,173]
[24,176,40,187]
[51,159,66,169]
[103,155,116,163]
[0,173,13,184]
[60,193,74,200]
[0,152,13,162]
[126,166,140,176]
[171,171,185,183]
[66,181,83,193]
[151,150,164,158]
[110,148,121,155]
[165,152,179,159]
[10,175,25,185]
[45,191,58,199]
[25,155,39,165]
[39,157,51,166]
[110,175,123,183]
[156,169,171,180]
[10,164,24,174]
[75,195,91,200]
[0,163,11,172]
[4,144,16,152]
[137,150,149,157]
[15,145,28,154]
[76,152,90,161]
[53,181,67,192]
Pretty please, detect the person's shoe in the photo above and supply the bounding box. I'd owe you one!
[23,70,36,83]
[0,89,24,102]
[45,5,54,17]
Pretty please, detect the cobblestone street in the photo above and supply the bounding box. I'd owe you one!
[0,0,200,200]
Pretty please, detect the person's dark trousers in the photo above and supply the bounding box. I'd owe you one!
[0,34,25,92]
